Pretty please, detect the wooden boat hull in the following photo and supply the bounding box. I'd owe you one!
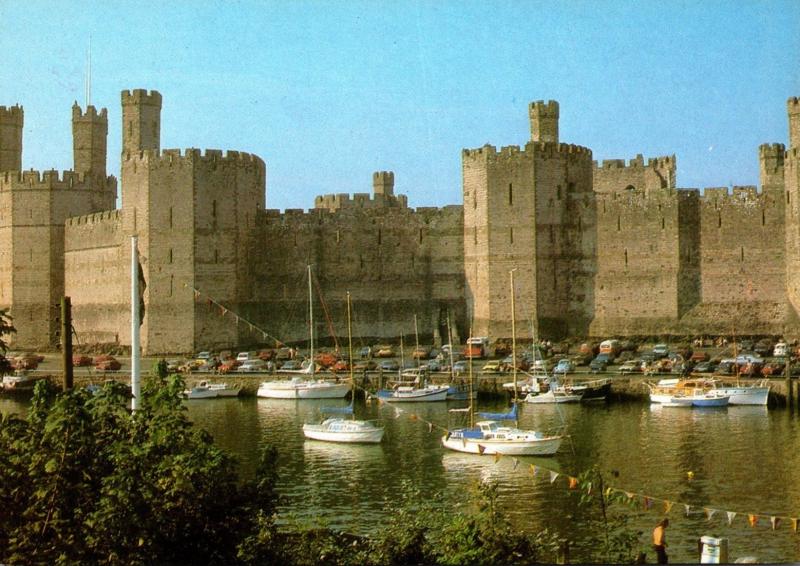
[714,385,769,406]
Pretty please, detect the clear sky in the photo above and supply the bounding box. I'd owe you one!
[1,1,798,210]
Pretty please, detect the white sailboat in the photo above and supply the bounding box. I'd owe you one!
[441,270,563,456]
[257,265,350,399]
[303,292,385,443]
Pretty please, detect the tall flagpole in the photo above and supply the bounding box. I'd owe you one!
[131,236,141,412]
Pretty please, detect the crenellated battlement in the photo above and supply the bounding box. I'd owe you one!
[462,141,592,162]
[529,100,559,117]
[72,103,107,120]
[123,147,265,168]
[0,169,115,191]
[66,209,123,227]
[314,190,408,211]
[789,96,800,113]
[0,104,23,123]
[699,185,767,206]
[592,154,676,170]
[759,143,786,159]
[121,89,162,106]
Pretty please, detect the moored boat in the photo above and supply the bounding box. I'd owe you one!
[257,377,351,399]
[303,417,384,443]
[649,377,768,406]
[375,383,450,402]
[441,420,562,456]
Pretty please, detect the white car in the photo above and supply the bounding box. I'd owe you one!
[236,351,254,363]
[237,359,268,372]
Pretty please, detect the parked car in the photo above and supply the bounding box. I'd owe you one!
[95,357,121,371]
[589,354,611,373]
[452,360,469,375]
[278,359,303,371]
[379,359,399,371]
[353,360,377,371]
[196,351,212,362]
[72,354,92,367]
[482,360,502,373]
[238,359,268,372]
[652,344,669,358]
[412,347,431,360]
[375,345,395,358]
[761,361,786,376]
[571,352,593,366]
[618,359,643,374]
[359,346,372,359]
[13,354,40,370]
[553,359,574,375]
[332,359,351,372]
[690,351,710,362]
[425,359,443,372]
[236,351,254,363]
[693,361,716,373]
[754,339,775,357]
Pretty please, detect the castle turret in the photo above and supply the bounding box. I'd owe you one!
[529,100,559,144]
[121,89,162,155]
[72,103,108,176]
[0,105,23,172]
[373,170,394,196]
[759,143,786,193]
[789,97,800,149]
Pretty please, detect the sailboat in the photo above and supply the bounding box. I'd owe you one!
[303,292,385,443]
[257,265,350,399]
[441,270,563,456]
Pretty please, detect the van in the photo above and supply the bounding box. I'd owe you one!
[599,339,621,358]
[465,336,489,359]
[773,342,788,357]
[236,351,255,363]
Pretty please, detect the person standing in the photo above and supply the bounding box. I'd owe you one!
[652,518,669,564]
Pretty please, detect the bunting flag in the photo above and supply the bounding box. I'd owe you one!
[664,501,674,514]
[193,289,200,299]
[704,508,716,521]
[220,306,228,316]
[512,458,519,470]
[771,517,781,531]
[585,482,592,496]
[604,487,613,499]
[493,452,501,464]
[727,511,737,526]
[625,491,635,501]
[685,504,693,517]
[477,445,486,455]
[530,464,537,477]
[409,414,418,421]
[568,477,578,490]
[549,471,559,484]
[792,518,798,533]
[643,497,653,510]
[428,422,433,433]
[748,514,758,528]
[394,408,401,419]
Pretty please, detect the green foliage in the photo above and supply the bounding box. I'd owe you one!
[0,307,16,374]
[573,467,645,564]
[0,373,568,565]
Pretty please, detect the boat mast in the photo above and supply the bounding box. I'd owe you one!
[468,324,474,428]
[447,313,455,379]
[414,314,420,369]
[510,268,518,404]
[347,291,354,414]
[307,264,314,378]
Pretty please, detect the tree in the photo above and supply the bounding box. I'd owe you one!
[0,308,16,375]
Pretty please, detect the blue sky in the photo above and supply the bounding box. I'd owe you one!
[1,1,798,210]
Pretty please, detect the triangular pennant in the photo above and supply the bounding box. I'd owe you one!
[704,508,716,521]
[493,452,501,463]
[549,471,559,484]
[664,501,674,514]
[625,491,635,501]
[771,516,781,531]
[477,444,486,455]
[791,518,798,532]
[530,464,537,476]
[220,306,228,316]
[568,477,578,490]
[512,458,519,470]
[585,482,592,496]
[604,487,613,499]
[748,514,758,528]
[428,422,433,433]
[410,414,418,421]
[643,497,653,510]
[685,504,692,517]
[193,289,200,299]
[394,408,401,419]
[726,511,737,525]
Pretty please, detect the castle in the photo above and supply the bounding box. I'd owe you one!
[1,89,799,354]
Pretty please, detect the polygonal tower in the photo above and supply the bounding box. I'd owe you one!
[121,89,162,155]
[373,170,394,196]
[529,100,559,144]
[789,96,800,149]
[72,103,108,176]
[0,105,23,172]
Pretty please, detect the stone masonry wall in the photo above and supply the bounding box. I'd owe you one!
[593,155,676,194]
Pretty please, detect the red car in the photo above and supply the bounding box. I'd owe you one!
[95,357,121,371]
[73,355,93,367]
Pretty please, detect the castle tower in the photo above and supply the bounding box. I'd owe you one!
[789,97,800,149]
[529,100,559,144]
[72,103,108,176]
[121,89,162,155]
[0,105,23,172]
[759,143,786,193]
[373,170,394,196]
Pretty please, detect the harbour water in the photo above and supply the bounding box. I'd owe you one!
[3,394,800,563]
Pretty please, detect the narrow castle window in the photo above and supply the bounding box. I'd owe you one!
[378,228,382,245]
[169,207,173,229]
[762,210,765,226]
[787,191,791,205]
[717,212,722,228]
[557,185,562,200]
[661,218,665,230]
[510,227,514,244]
[568,182,575,192]
[359,255,364,269]
[473,227,477,245]
[577,216,582,231]
[336,229,341,243]
[214,249,219,263]
[169,275,173,297]
[508,183,513,206]
[740,247,744,262]
[212,200,217,218]
[617,216,621,231]
[128,121,132,137]
[624,248,628,267]
[419,228,423,244]
[473,191,477,209]
[411,253,415,269]
[168,248,173,264]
